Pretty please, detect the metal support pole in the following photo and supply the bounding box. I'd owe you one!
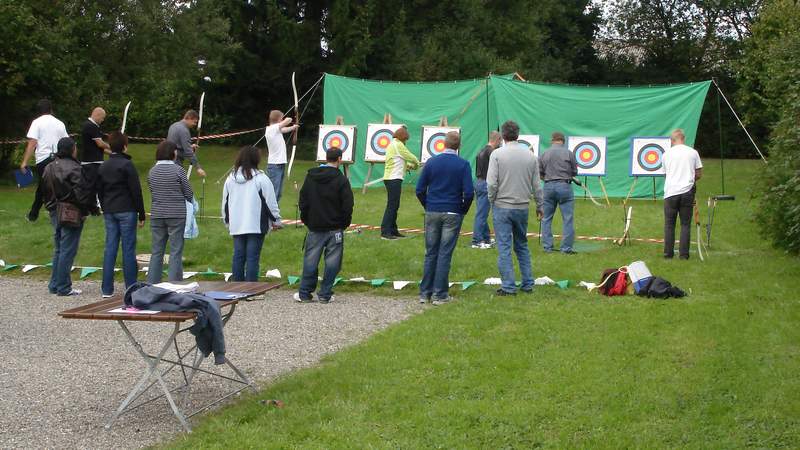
[716,81,726,194]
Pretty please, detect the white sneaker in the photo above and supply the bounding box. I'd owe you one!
[293,292,314,303]
[419,296,429,304]
[432,297,452,306]
[470,243,483,249]
[60,289,82,297]
[102,294,114,299]
[319,295,335,304]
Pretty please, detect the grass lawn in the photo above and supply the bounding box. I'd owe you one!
[2,145,799,447]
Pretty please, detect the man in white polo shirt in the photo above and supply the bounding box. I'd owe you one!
[20,99,69,222]
[662,128,703,259]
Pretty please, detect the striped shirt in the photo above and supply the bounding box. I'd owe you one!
[148,161,194,219]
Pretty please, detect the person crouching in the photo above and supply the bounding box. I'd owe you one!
[295,148,354,303]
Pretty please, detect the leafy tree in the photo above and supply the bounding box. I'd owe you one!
[739,0,800,253]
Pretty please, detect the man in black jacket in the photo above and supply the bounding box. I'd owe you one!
[295,148,354,303]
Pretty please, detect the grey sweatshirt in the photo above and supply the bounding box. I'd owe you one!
[539,143,578,181]
[167,120,200,167]
[487,141,543,211]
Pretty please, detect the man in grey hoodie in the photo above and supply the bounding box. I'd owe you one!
[487,120,543,295]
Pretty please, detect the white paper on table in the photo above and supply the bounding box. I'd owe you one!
[22,264,40,273]
[107,307,160,315]
[153,281,199,293]
[579,281,597,291]
[265,269,282,279]
[224,273,233,281]
[184,271,198,279]
[393,281,411,290]
[483,277,502,285]
[535,276,556,286]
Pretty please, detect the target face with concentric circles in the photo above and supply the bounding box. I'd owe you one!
[574,141,601,170]
[637,143,664,171]
[370,129,394,156]
[426,132,448,157]
[323,130,349,151]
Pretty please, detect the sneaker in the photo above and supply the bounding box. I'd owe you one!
[432,297,451,306]
[293,292,314,303]
[489,238,496,245]
[419,295,431,304]
[471,243,483,249]
[480,242,494,249]
[381,234,398,240]
[102,294,114,299]
[561,249,578,255]
[319,295,335,304]
[394,233,408,239]
[26,211,38,222]
[58,289,83,297]
[495,288,516,297]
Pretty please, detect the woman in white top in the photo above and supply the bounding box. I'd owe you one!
[222,146,281,281]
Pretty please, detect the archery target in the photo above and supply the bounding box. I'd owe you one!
[364,123,404,162]
[568,136,607,176]
[317,125,356,163]
[630,136,669,176]
[420,126,461,163]
[516,134,540,158]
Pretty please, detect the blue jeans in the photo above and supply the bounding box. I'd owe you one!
[147,217,186,283]
[267,164,285,203]
[102,212,139,295]
[420,212,464,300]
[471,179,491,245]
[493,207,534,293]
[232,233,266,281]
[299,230,344,301]
[541,182,575,252]
[48,211,84,295]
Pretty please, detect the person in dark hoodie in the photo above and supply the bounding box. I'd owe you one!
[221,146,281,281]
[295,148,354,303]
[42,137,94,296]
[97,131,146,298]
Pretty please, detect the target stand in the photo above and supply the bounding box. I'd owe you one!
[361,113,397,194]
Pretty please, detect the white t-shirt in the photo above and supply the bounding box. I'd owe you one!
[663,143,703,198]
[265,123,288,164]
[26,114,68,164]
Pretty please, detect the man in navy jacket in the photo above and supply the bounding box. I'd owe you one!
[415,131,474,305]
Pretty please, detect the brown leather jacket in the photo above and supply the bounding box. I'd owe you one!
[42,156,94,215]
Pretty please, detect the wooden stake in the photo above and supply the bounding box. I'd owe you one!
[438,116,448,127]
[623,177,638,206]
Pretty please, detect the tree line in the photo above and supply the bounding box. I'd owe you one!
[1,0,798,252]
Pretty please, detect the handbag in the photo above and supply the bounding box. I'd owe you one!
[46,164,83,228]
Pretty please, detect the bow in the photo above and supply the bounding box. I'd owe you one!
[287,72,299,177]
[188,92,205,180]
[120,101,131,133]
[571,178,603,207]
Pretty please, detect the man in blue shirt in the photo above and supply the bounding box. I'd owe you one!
[415,131,474,305]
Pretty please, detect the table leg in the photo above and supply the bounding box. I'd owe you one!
[106,321,191,432]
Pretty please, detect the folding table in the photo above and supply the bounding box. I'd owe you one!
[59,281,281,432]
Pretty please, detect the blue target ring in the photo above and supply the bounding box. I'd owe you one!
[637,143,664,172]
[518,139,533,150]
[574,141,601,169]
[323,130,349,151]
[370,129,394,156]
[426,132,447,157]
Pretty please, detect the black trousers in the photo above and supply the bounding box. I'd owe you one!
[381,179,403,236]
[664,188,695,259]
[29,157,53,218]
[81,163,101,212]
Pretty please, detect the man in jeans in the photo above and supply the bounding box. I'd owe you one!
[538,131,578,254]
[295,148,354,303]
[487,120,544,296]
[416,131,474,305]
[663,128,703,259]
[472,131,502,249]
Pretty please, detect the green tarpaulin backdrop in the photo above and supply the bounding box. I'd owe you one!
[322,73,710,198]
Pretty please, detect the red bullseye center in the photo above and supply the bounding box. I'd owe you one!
[580,149,593,161]
[434,141,445,151]
[646,152,658,163]
[378,137,389,147]
[331,138,341,147]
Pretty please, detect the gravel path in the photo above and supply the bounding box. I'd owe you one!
[0,277,422,449]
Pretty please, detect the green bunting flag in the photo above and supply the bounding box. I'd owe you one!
[199,267,218,276]
[80,267,100,279]
[370,278,386,287]
[460,281,477,291]
[333,277,343,286]
[1,264,19,272]
[556,280,571,290]
[287,276,300,286]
